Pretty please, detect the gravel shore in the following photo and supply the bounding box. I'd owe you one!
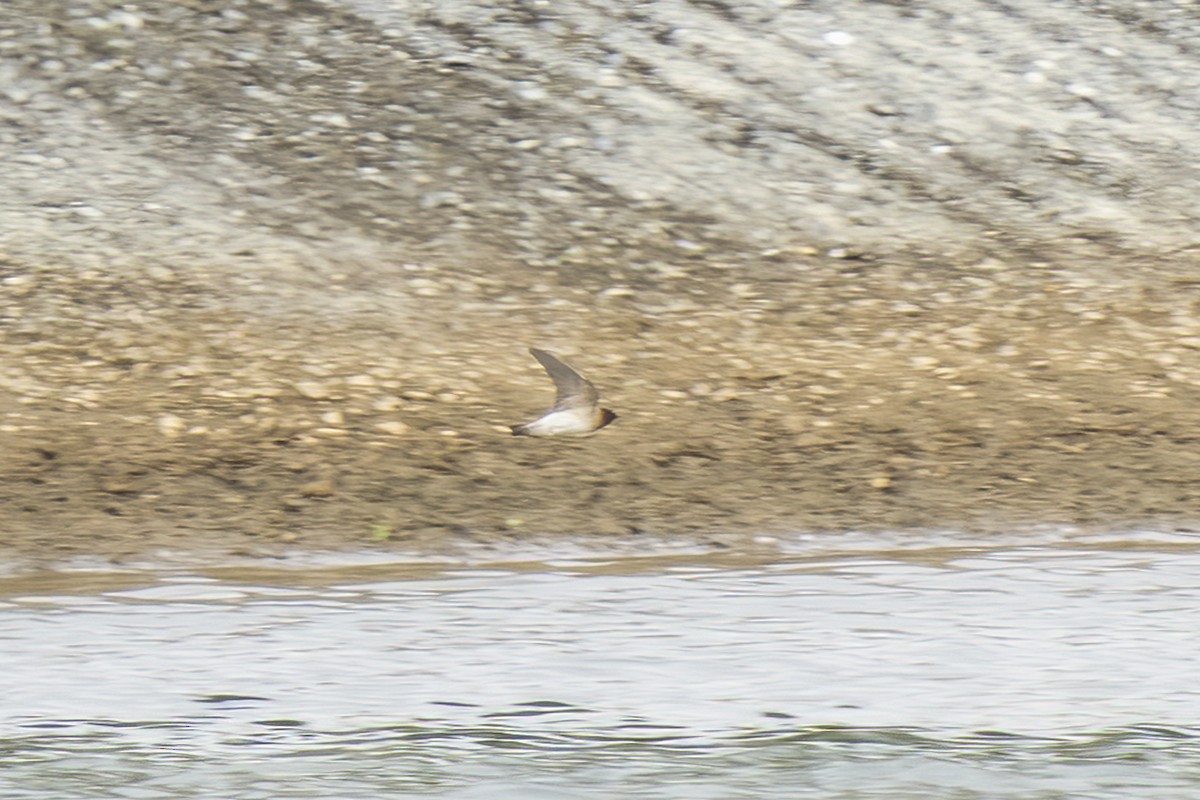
[3,0,1200,567]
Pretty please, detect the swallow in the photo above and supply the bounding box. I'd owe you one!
[510,348,617,436]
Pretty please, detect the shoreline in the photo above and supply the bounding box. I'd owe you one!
[5,521,1200,580]
[7,257,1200,569]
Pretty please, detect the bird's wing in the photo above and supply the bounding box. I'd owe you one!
[530,348,598,410]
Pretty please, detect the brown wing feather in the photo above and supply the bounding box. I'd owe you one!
[529,348,598,411]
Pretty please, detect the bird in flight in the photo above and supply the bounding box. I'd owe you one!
[510,348,617,436]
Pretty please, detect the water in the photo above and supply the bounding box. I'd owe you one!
[4,532,1200,798]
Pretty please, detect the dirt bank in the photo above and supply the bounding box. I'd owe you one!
[3,0,1200,567]
[8,253,1200,567]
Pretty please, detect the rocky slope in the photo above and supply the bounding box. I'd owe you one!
[3,0,1200,566]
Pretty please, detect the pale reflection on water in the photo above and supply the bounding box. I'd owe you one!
[3,532,1200,799]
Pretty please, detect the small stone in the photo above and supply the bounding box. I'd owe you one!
[320,410,345,425]
[314,427,349,437]
[795,432,836,448]
[300,477,336,497]
[375,421,410,435]
[294,380,331,400]
[419,191,462,209]
[101,478,137,494]
[157,413,185,437]
[68,204,107,222]
[310,111,351,127]
[781,415,809,433]
[373,396,402,412]
[870,476,893,489]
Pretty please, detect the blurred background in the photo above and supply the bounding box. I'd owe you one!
[6,4,1200,799]
[3,0,1200,555]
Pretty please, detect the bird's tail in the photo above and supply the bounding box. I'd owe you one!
[510,424,531,436]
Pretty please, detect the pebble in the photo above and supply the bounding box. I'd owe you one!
[157,413,185,437]
[101,478,137,494]
[294,380,331,400]
[373,396,403,412]
[300,477,336,497]
[822,31,855,46]
[313,427,349,437]
[419,191,462,209]
[375,421,410,435]
[781,415,810,433]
